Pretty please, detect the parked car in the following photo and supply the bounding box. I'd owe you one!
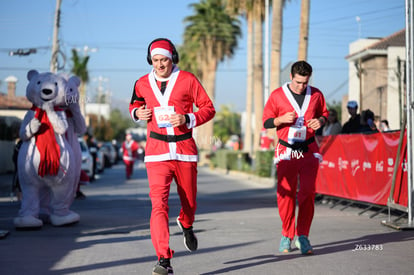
[78,137,94,180]
[95,149,105,174]
[99,142,118,167]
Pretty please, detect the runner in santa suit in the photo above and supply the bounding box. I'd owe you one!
[121,133,138,179]
[263,61,329,256]
[129,38,215,275]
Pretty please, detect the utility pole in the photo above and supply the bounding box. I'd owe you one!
[396,57,403,127]
[298,0,310,61]
[50,0,62,73]
[94,76,108,124]
[264,0,270,103]
[355,59,364,110]
[406,0,414,225]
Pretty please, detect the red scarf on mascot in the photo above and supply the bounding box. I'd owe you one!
[31,105,61,177]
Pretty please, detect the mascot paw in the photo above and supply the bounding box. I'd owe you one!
[14,216,43,229]
[29,118,41,134]
[50,211,80,226]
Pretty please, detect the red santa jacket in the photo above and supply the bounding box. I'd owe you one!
[129,66,215,162]
[122,140,138,162]
[263,83,329,163]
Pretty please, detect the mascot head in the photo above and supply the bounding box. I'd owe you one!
[26,70,67,108]
[58,74,81,107]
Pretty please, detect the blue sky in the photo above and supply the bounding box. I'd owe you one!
[0,0,405,112]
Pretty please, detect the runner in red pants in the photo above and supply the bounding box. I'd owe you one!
[263,61,329,255]
[129,38,215,275]
[146,161,197,259]
[122,133,138,179]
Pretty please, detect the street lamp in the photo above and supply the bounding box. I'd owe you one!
[9,48,37,56]
[77,45,98,57]
[93,76,109,124]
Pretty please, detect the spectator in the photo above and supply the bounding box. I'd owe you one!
[379,119,391,132]
[12,139,23,201]
[85,134,98,181]
[359,109,378,133]
[341,100,361,134]
[322,109,342,136]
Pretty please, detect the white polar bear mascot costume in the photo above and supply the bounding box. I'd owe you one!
[14,70,79,228]
[61,74,87,201]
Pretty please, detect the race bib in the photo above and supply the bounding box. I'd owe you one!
[288,125,307,143]
[154,106,175,128]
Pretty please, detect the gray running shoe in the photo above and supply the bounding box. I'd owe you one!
[152,257,173,275]
[176,217,198,251]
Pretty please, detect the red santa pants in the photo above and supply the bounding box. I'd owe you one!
[276,152,320,239]
[123,159,134,179]
[146,160,197,260]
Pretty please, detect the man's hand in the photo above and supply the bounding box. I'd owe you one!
[274,111,296,126]
[307,118,324,130]
[169,113,186,127]
[135,105,152,120]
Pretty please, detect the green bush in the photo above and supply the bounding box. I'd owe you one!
[253,150,275,177]
[211,150,251,172]
[210,149,275,178]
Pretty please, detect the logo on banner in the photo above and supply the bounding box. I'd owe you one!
[351,159,360,176]
[375,161,384,172]
[363,161,372,171]
[338,157,348,171]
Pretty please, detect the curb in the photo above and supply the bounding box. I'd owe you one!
[199,166,276,188]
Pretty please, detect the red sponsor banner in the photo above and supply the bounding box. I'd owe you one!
[316,131,407,206]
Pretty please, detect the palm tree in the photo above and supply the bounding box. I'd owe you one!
[213,104,242,145]
[252,1,265,154]
[225,0,254,155]
[298,0,310,60]
[245,17,254,155]
[225,0,266,155]
[183,0,241,151]
[270,0,284,91]
[70,48,90,115]
[177,41,202,78]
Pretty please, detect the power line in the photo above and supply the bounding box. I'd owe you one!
[284,5,403,30]
[325,78,349,100]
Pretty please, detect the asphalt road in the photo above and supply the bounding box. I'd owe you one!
[1,163,414,275]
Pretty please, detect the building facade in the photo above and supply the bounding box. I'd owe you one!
[345,29,406,130]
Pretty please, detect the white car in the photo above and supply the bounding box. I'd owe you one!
[95,149,105,173]
[78,138,94,179]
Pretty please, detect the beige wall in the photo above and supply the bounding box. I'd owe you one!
[0,110,27,120]
[347,38,381,109]
[361,56,388,119]
[387,47,406,130]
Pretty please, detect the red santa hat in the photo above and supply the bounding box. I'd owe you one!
[150,40,173,60]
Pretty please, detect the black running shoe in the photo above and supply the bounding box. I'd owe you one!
[152,257,173,275]
[176,217,198,252]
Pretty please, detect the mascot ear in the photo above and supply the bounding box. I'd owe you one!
[69,76,81,87]
[58,73,70,81]
[27,70,39,81]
